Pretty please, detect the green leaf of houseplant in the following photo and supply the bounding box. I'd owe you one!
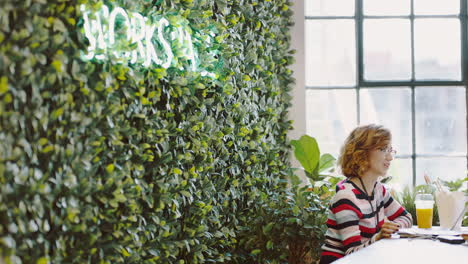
[291,135,320,174]
[319,153,336,173]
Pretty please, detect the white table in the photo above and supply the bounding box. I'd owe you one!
[334,227,468,264]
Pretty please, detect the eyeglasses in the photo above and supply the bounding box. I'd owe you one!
[379,147,397,155]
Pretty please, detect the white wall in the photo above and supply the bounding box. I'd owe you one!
[288,0,306,179]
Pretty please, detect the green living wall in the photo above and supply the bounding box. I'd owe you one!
[0,0,295,263]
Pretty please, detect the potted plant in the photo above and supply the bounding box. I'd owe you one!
[287,135,344,264]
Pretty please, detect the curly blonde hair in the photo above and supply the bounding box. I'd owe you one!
[338,124,391,178]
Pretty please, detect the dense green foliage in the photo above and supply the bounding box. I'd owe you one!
[234,182,328,264]
[233,135,342,264]
[0,0,297,263]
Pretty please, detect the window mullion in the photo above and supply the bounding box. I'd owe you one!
[410,0,417,189]
[356,0,364,86]
[461,0,468,83]
[462,0,468,180]
[356,0,363,124]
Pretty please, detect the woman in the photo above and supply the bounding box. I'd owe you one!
[320,124,413,263]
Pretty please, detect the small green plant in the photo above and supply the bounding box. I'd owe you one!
[440,177,468,194]
[392,185,416,220]
[290,135,344,195]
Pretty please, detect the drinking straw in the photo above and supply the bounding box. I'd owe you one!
[450,203,468,231]
[434,178,445,193]
[424,173,444,192]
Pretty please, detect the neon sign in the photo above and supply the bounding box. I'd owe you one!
[80,5,216,77]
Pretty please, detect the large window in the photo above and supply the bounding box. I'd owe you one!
[305,0,467,190]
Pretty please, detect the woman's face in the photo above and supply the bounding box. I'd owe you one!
[366,143,395,177]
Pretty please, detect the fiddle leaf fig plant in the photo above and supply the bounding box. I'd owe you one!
[281,135,343,263]
[291,135,341,187]
[291,135,320,176]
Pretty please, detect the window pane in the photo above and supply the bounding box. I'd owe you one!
[414,19,461,80]
[414,0,459,15]
[306,89,357,156]
[364,0,410,16]
[415,87,467,155]
[305,0,354,16]
[416,158,466,186]
[305,20,356,86]
[387,158,413,193]
[363,19,411,81]
[359,88,412,155]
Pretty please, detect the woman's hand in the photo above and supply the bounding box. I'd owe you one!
[376,221,400,241]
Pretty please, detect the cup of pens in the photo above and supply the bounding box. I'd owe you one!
[415,193,434,229]
[424,173,467,230]
[436,190,467,230]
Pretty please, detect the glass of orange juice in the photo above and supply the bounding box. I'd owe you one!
[415,194,434,229]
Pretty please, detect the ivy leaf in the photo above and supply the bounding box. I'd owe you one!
[0,76,8,95]
[262,222,274,235]
[36,257,49,264]
[53,18,67,32]
[106,164,115,173]
[250,249,261,256]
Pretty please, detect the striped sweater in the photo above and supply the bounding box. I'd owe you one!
[320,179,412,263]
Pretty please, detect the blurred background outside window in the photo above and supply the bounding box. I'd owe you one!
[305,0,467,191]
